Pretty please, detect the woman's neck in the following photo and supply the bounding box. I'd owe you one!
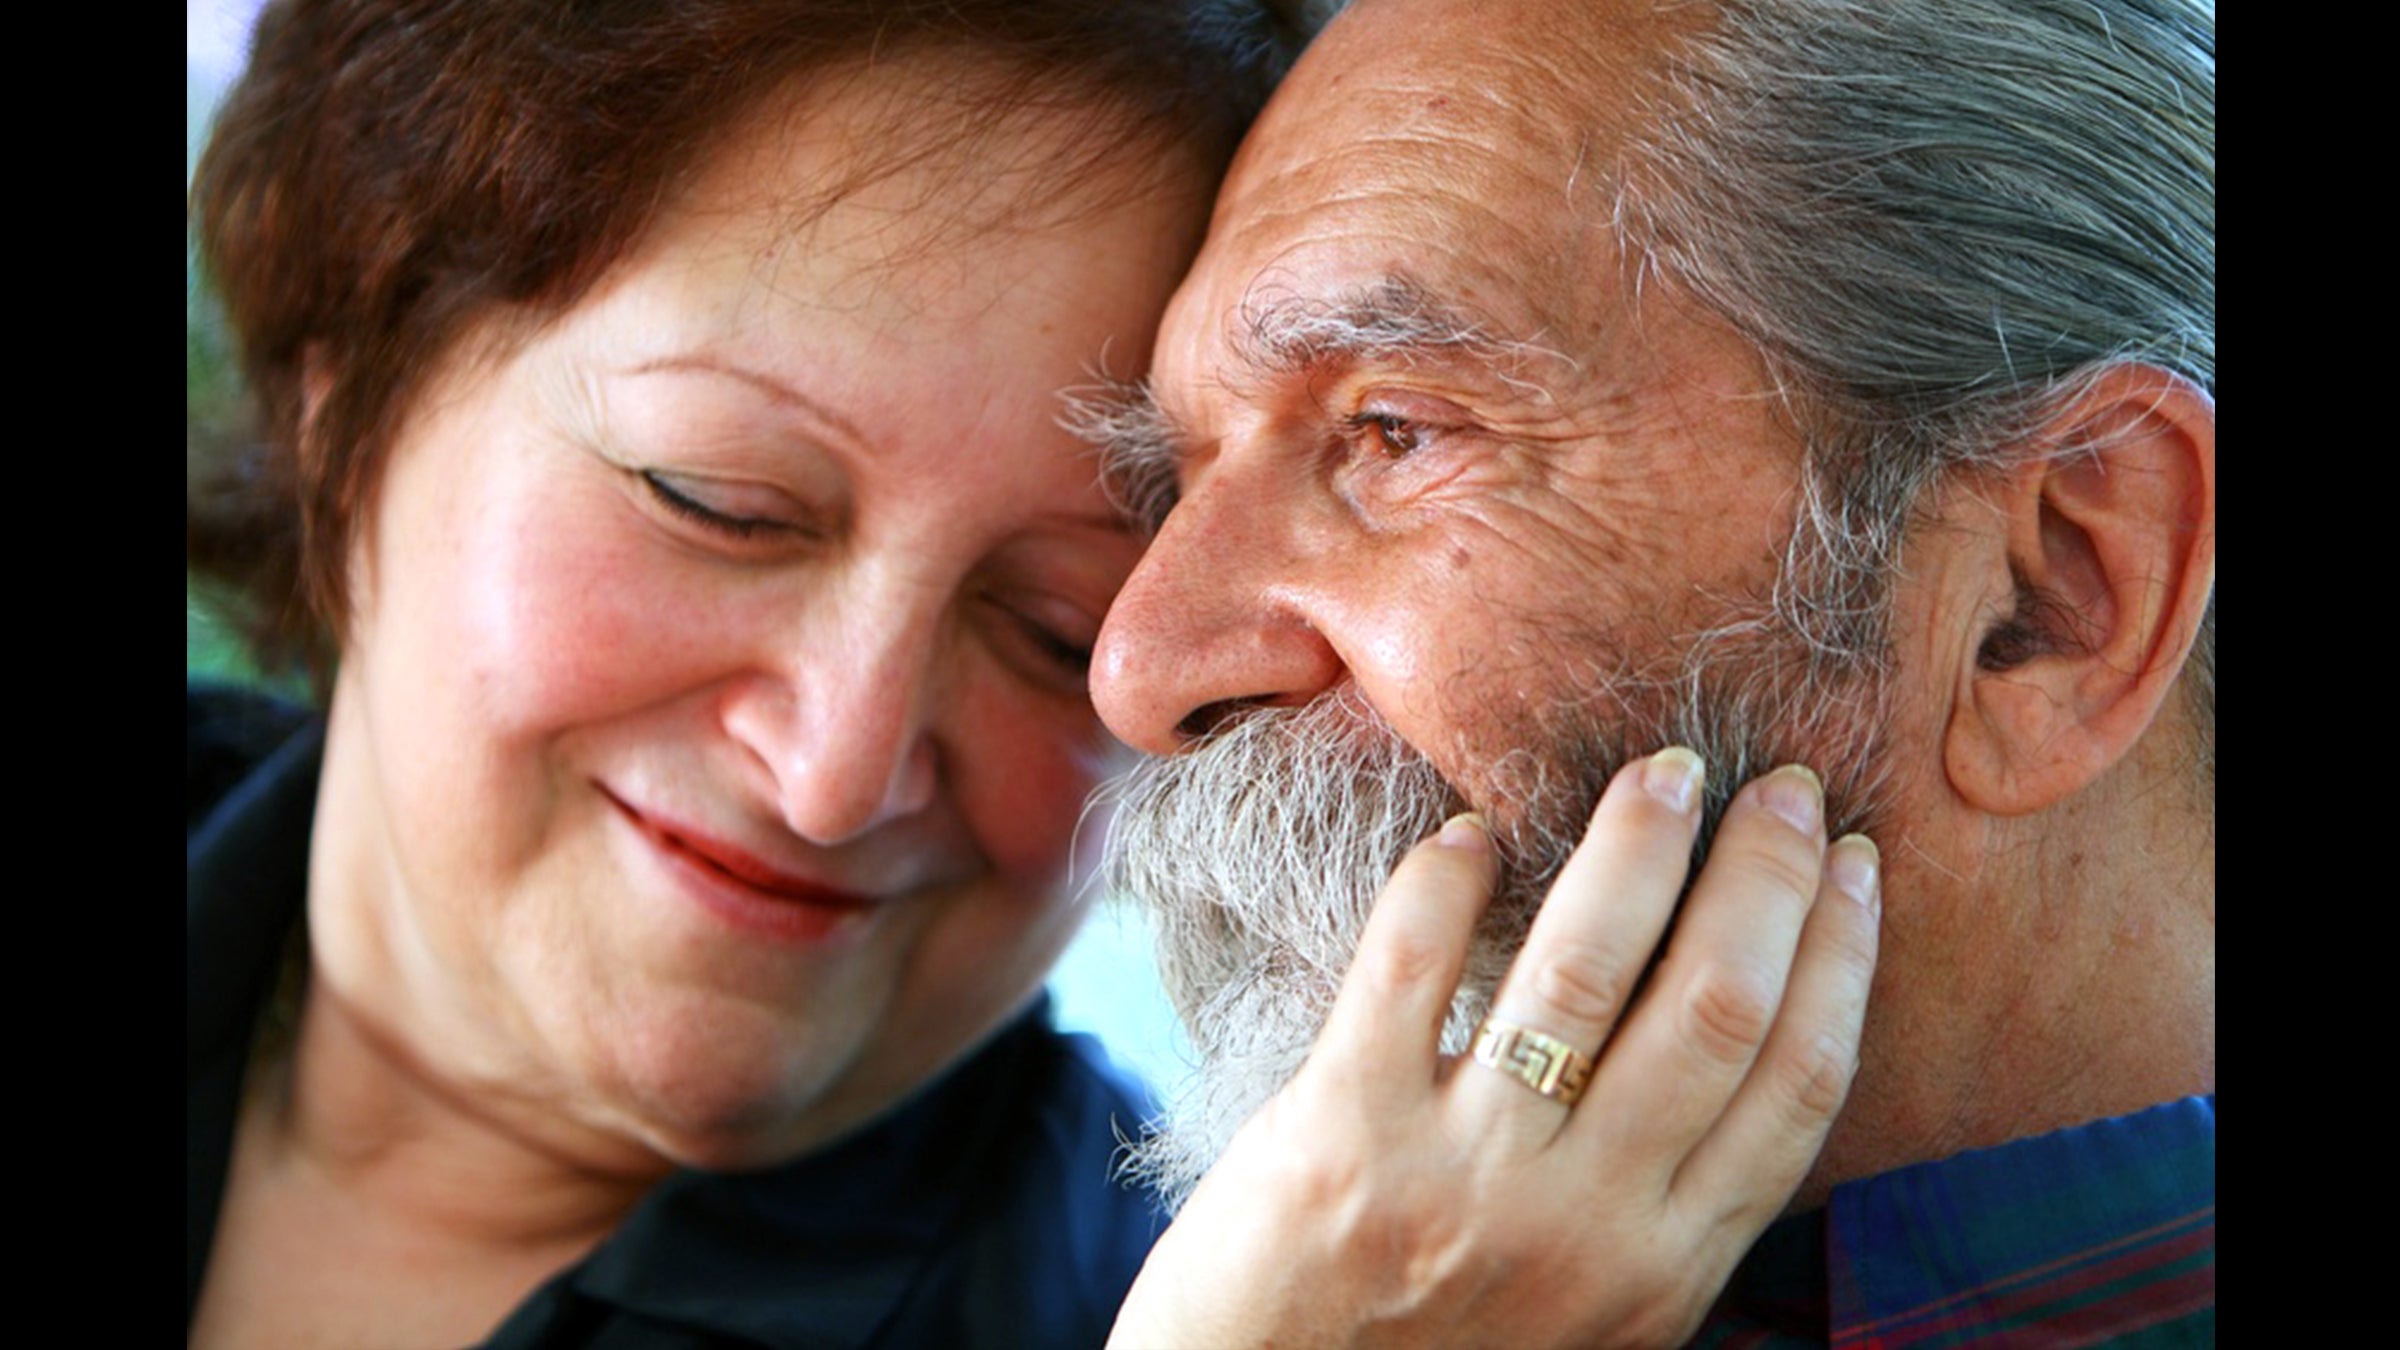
[191,977,667,1350]
[274,969,670,1248]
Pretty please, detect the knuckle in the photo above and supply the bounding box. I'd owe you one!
[1263,1147,1472,1295]
[1779,1028,1861,1123]
[1388,1206,1479,1306]
[1678,960,1778,1067]
[1278,1140,1368,1212]
[1249,1093,1377,1208]
[1351,924,1453,996]
[1708,812,1824,905]
[1815,900,1882,983]
[1526,940,1634,1029]
[1732,842,1822,913]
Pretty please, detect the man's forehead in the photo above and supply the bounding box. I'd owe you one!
[1153,0,1693,413]
[1207,3,1605,239]
[1217,0,1692,183]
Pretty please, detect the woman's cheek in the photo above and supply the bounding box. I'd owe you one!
[465,495,724,730]
[954,675,1110,885]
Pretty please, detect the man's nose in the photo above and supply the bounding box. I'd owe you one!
[1091,472,1344,756]
[722,602,942,845]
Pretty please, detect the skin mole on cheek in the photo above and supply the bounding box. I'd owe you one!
[1447,543,1472,570]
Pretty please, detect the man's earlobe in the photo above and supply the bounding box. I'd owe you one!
[1943,364,2215,816]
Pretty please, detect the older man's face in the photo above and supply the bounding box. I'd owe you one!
[1088,0,1912,1201]
[1095,0,1820,812]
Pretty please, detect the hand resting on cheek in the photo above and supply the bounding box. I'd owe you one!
[1112,749,1880,1350]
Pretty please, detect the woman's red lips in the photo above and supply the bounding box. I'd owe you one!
[603,788,876,910]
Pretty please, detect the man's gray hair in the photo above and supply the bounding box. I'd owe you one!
[1619,0,2214,783]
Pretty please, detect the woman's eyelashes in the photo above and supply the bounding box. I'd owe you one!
[641,469,819,541]
[1019,619,1095,676]
[985,592,1099,687]
[636,459,1100,686]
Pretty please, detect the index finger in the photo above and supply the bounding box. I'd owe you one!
[1313,813,1503,1103]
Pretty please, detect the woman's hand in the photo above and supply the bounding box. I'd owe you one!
[1107,750,1881,1349]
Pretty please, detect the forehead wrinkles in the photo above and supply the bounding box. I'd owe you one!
[1227,44,1601,250]
[1252,0,1654,203]
[1175,27,1650,395]
[1173,161,1583,417]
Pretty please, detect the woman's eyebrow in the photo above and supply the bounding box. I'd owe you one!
[625,353,874,450]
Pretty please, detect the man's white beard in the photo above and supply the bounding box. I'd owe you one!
[1101,610,1896,1210]
[1098,686,1597,1208]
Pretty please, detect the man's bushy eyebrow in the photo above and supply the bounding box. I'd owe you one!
[1060,374,1185,535]
[1235,274,1556,376]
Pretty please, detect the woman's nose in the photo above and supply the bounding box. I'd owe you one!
[722,607,943,845]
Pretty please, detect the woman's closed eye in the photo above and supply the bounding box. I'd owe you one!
[984,589,1100,691]
[641,469,822,541]
[1019,619,1094,676]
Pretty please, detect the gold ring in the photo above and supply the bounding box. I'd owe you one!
[1470,1017,1594,1107]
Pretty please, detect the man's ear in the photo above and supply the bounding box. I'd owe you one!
[1943,364,2215,816]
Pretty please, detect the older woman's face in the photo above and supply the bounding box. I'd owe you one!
[310,65,1204,1168]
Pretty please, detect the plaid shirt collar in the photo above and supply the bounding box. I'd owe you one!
[1699,1094,2215,1348]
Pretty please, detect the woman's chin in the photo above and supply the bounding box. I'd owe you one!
[563,1007,884,1173]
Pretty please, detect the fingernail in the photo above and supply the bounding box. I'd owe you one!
[1758,765,1824,836]
[1436,812,1490,853]
[1829,834,1880,913]
[1643,747,1704,813]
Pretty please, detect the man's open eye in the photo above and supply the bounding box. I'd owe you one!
[1347,411,1426,458]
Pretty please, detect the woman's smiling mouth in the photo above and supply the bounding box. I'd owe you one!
[601,785,882,941]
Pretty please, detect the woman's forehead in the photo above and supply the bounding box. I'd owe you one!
[671,51,1198,264]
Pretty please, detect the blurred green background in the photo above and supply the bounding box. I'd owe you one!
[188,1,282,693]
